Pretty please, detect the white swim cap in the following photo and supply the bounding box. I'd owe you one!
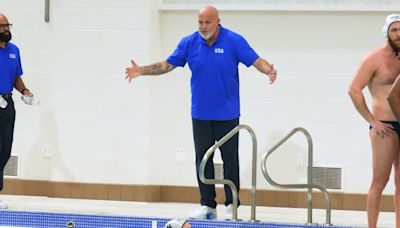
[164,219,187,228]
[383,14,400,38]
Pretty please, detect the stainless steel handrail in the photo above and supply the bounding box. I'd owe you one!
[261,127,332,225]
[45,0,50,22]
[199,124,258,221]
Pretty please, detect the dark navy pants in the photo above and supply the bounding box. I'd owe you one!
[0,97,15,191]
[192,118,240,208]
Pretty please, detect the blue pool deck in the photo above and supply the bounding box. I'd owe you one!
[0,195,394,227]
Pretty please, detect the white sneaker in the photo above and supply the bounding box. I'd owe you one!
[0,199,8,209]
[224,204,233,220]
[188,205,217,219]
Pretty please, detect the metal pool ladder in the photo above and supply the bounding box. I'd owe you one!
[261,127,332,225]
[199,124,258,221]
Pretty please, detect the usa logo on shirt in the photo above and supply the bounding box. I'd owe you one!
[214,48,224,54]
[9,53,16,59]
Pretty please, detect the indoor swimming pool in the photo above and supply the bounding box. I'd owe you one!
[0,195,390,227]
[0,210,354,228]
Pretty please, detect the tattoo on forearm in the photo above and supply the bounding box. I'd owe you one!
[166,63,175,72]
[142,62,175,75]
[143,63,163,75]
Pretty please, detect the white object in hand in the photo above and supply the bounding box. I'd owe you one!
[21,95,39,105]
[0,96,7,109]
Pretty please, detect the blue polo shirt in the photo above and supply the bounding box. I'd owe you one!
[0,42,23,94]
[167,25,259,120]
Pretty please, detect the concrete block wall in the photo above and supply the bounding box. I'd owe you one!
[0,0,394,194]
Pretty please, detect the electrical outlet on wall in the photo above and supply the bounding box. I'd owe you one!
[296,153,304,168]
[42,145,52,158]
[175,149,185,164]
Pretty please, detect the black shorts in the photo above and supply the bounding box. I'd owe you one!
[370,121,400,137]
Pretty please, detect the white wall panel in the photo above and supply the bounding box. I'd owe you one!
[1,0,154,184]
[54,0,151,8]
[50,8,152,30]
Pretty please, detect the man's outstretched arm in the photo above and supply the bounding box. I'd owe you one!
[252,57,277,84]
[125,60,176,83]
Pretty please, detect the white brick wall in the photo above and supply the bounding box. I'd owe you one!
[2,0,154,184]
[0,1,393,194]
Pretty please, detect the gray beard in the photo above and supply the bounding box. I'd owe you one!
[199,31,212,40]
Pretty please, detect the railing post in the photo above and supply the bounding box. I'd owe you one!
[45,0,50,22]
[261,127,332,226]
[306,129,313,224]
[199,124,258,222]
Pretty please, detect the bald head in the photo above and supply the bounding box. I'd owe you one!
[0,13,8,24]
[198,5,220,41]
[0,13,12,45]
[198,5,219,20]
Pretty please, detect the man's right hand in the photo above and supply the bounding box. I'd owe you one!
[125,60,142,83]
[370,119,395,137]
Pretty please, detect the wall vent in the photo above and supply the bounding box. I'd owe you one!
[4,155,19,177]
[312,166,341,189]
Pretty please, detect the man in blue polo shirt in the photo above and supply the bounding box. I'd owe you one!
[0,13,33,209]
[125,5,277,219]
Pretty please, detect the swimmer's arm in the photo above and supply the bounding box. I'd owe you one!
[388,75,400,121]
[348,56,377,125]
